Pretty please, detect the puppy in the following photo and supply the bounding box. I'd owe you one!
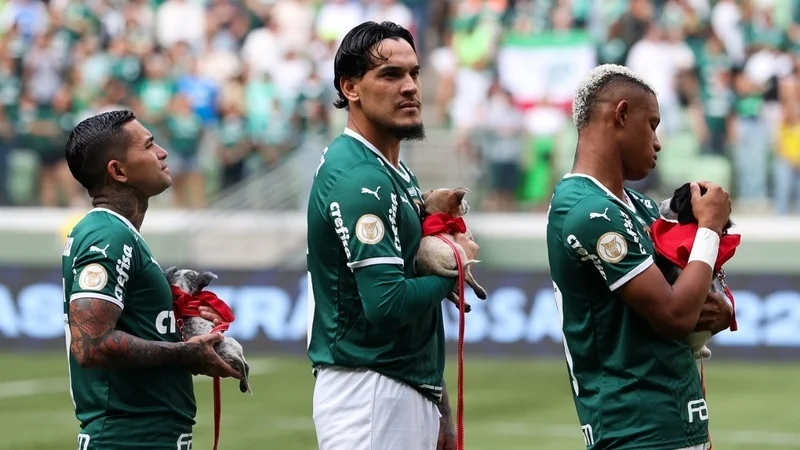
[164,266,252,394]
[654,183,736,361]
[416,187,488,312]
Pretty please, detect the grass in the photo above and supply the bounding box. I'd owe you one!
[1,352,798,450]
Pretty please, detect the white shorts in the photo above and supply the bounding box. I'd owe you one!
[312,366,441,450]
[677,444,710,450]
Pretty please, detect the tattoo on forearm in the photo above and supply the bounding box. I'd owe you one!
[69,298,206,370]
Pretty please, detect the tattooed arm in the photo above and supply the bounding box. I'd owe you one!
[437,382,456,450]
[68,298,241,379]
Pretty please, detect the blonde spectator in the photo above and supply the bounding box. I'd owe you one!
[773,82,800,215]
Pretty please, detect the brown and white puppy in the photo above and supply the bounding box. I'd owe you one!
[416,187,488,312]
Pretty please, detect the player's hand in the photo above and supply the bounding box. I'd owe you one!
[437,418,457,450]
[694,292,732,334]
[690,181,731,235]
[198,305,223,326]
[185,333,243,380]
[454,232,479,261]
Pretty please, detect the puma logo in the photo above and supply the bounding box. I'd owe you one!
[361,186,381,200]
[589,208,611,222]
[89,244,110,258]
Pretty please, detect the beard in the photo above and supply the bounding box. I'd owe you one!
[386,122,426,141]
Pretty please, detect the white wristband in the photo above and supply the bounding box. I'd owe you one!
[688,227,720,270]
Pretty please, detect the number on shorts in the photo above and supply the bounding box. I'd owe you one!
[77,434,90,450]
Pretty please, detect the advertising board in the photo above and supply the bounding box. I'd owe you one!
[2,267,800,359]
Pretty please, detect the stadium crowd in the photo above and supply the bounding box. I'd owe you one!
[430,0,800,213]
[0,0,799,215]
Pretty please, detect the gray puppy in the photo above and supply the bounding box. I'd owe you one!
[164,266,252,394]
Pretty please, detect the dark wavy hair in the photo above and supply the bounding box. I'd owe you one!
[65,110,136,194]
[333,21,416,110]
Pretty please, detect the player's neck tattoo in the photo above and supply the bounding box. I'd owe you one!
[92,189,149,230]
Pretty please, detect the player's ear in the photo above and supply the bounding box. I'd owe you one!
[107,159,127,184]
[340,76,359,104]
[615,100,629,127]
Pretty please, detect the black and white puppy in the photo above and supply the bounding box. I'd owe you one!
[654,183,735,361]
[165,266,252,394]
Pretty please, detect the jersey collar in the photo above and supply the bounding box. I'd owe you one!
[563,173,637,211]
[342,127,411,183]
[88,207,144,241]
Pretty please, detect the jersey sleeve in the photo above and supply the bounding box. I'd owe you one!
[327,164,404,269]
[68,227,138,310]
[561,196,654,291]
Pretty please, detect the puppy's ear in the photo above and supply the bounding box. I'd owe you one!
[164,266,178,282]
[451,187,470,204]
[421,189,433,202]
[197,271,218,290]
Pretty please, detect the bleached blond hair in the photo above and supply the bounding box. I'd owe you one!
[571,64,656,131]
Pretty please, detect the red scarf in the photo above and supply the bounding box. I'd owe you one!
[172,286,236,335]
[650,218,741,331]
[422,212,467,237]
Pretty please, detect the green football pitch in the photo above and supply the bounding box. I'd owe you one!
[2,352,798,450]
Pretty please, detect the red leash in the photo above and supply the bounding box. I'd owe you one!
[435,234,466,450]
[172,286,235,450]
[422,212,469,450]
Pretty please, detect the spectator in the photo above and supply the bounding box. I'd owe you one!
[0,0,797,215]
[216,100,250,191]
[476,82,525,211]
[773,73,800,215]
[0,106,13,206]
[165,93,205,209]
[156,0,205,50]
[731,68,769,205]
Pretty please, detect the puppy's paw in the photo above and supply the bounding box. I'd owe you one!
[447,292,471,313]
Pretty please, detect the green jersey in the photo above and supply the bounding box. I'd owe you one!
[546,174,708,450]
[62,208,195,449]
[306,128,452,403]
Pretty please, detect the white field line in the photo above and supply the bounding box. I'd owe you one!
[0,360,275,400]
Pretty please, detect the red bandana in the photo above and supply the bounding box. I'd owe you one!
[650,218,741,331]
[650,219,741,272]
[422,213,468,237]
[172,286,236,336]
